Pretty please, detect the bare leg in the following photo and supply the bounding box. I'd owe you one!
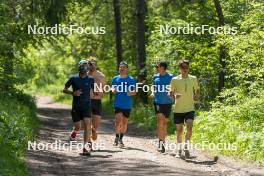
[115,113,123,134]
[120,116,128,134]
[83,118,92,144]
[73,121,81,132]
[185,119,193,142]
[176,123,184,150]
[157,113,167,140]
[92,115,101,131]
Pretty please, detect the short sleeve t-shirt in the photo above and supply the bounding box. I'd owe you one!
[111,75,136,109]
[170,74,199,113]
[152,73,175,104]
[65,74,94,108]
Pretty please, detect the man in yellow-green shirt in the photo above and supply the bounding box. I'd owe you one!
[170,59,200,158]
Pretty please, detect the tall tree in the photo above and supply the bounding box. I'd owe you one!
[213,0,226,92]
[113,0,122,69]
[135,0,147,103]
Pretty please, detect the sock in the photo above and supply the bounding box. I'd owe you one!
[178,143,183,151]
[158,139,164,148]
[119,133,124,140]
[185,140,190,150]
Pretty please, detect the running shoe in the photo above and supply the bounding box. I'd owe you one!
[174,150,184,158]
[69,131,77,141]
[119,139,125,148]
[113,137,119,146]
[184,143,191,159]
[157,141,165,153]
[184,149,191,159]
[82,148,91,156]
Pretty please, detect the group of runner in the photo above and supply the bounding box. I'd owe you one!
[63,58,199,157]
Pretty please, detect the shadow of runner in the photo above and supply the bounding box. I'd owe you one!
[124,146,148,152]
[92,149,122,153]
[184,159,217,166]
[27,149,215,176]
[26,97,219,176]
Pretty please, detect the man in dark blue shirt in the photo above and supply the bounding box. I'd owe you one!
[63,60,96,156]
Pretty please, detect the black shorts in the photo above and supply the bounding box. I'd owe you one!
[114,107,131,118]
[154,104,172,118]
[174,111,195,124]
[91,99,102,116]
[71,107,91,123]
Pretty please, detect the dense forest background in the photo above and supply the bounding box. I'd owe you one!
[0,0,263,175]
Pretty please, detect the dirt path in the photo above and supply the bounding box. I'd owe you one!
[26,96,264,176]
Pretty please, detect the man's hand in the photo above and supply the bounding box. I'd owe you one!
[111,88,117,94]
[73,90,82,96]
[193,93,200,101]
[93,91,99,96]
[168,91,174,99]
[127,91,136,96]
[175,93,182,99]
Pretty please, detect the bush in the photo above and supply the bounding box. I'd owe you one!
[192,89,264,164]
[129,104,175,134]
[0,92,38,175]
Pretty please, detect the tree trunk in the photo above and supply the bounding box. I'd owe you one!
[136,0,148,104]
[113,0,122,70]
[213,0,226,92]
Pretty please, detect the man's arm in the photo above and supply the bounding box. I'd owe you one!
[96,75,106,96]
[63,87,82,96]
[193,77,200,101]
[111,77,118,94]
[63,77,81,96]
[127,78,136,96]
[169,79,181,99]
[63,77,73,95]
[193,89,200,101]
[90,78,99,96]
[127,89,136,96]
[63,86,73,95]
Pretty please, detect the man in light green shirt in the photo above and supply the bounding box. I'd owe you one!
[170,59,200,158]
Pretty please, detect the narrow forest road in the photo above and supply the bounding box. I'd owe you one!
[26,96,264,176]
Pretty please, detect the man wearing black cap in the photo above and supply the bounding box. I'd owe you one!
[63,60,96,156]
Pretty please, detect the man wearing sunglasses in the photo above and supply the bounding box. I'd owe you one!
[170,59,200,158]
[63,60,96,156]
[151,61,175,153]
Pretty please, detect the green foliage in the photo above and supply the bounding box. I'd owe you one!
[130,104,175,134]
[192,89,264,164]
[0,92,38,175]
[0,0,263,169]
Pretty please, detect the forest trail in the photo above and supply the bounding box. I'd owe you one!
[26,96,264,176]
